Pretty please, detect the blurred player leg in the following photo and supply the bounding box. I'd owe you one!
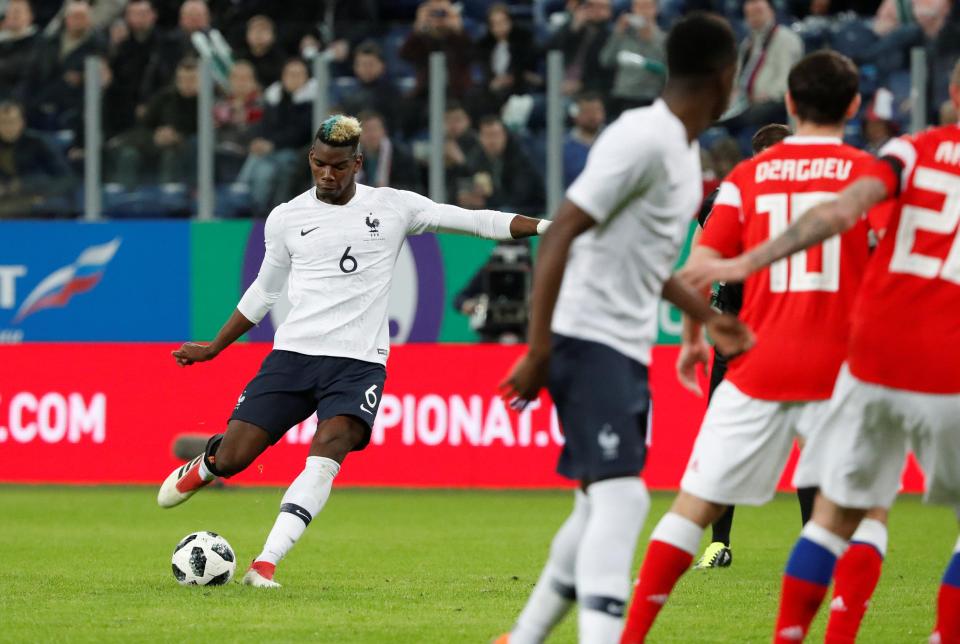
[507,490,590,644]
[932,531,960,644]
[576,477,650,642]
[824,510,888,643]
[775,499,861,644]
[695,350,735,569]
[245,415,365,587]
[796,486,817,525]
[620,500,716,643]
[624,382,799,642]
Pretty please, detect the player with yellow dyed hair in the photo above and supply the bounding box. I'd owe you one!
[158,113,551,587]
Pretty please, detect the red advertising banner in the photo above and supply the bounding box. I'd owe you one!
[0,344,925,492]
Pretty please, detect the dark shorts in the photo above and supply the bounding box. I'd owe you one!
[229,350,387,449]
[709,349,728,402]
[548,334,650,482]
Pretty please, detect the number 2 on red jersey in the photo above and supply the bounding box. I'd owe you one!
[890,167,960,284]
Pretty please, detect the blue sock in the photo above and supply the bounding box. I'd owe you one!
[944,551,960,588]
[784,523,848,586]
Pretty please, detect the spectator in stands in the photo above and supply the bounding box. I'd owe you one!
[454,115,543,212]
[862,87,898,154]
[442,101,481,194]
[722,0,803,134]
[109,56,199,187]
[22,0,106,129]
[42,0,124,36]
[141,0,209,100]
[214,60,263,181]
[108,0,161,133]
[66,56,125,167]
[0,101,73,217]
[547,0,614,96]
[237,57,313,214]
[941,97,958,125]
[472,3,541,115]
[563,91,605,187]
[341,41,397,131]
[236,15,284,87]
[357,111,421,193]
[0,0,39,101]
[600,0,666,117]
[400,0,473,100]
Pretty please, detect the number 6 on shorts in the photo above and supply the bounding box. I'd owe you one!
[360,384,379,415]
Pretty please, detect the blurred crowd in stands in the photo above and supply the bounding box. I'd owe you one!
[0,0,958,218]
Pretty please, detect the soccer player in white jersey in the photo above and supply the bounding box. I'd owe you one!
[156,115,550,587]
[496,14,751,644]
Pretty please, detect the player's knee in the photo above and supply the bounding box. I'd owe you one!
[310,417,366,460]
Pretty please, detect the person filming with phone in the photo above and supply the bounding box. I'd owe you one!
[600,0,666,118]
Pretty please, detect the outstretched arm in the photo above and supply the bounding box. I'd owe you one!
[498,200,594,403]
[172,214,291,366]
[681,177,890,288]
[406,192,549,240]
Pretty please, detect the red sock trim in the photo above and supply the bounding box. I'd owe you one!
[251,560,276,580]
[175,460,212,493]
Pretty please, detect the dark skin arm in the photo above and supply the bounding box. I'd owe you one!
[499,200,594,403]
[172,309,256,366]
[509,214,546,238]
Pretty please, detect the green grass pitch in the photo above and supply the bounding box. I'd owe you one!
[0,486,953,643]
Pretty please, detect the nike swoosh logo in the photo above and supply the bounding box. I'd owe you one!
[301,227,319,236]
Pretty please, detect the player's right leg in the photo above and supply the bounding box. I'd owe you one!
[622,381,797,643]
[501,335,651,644]
[157,420,271,508]
[159,350,320,509]
[773,365,908,642]
[695,350,735,569]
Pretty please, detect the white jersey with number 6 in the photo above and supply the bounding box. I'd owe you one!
[237,184,518,365]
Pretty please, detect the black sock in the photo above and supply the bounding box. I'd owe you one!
[203,433,225,477]
[711,505,735,547]
[797,486,817,526]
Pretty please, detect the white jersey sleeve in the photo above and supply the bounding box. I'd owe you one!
[237,208,291,324]
[398,189,517,240]
[566,119,660,224]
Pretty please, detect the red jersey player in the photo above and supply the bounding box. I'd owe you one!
[621,51,887,643]
[683,60,960,644]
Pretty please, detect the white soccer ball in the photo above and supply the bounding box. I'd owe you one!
[171,531,236,586]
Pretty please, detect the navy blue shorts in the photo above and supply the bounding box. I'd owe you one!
[229,350,386,449]
[548,334,650,482]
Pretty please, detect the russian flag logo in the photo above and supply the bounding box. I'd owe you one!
[13,238,122,323]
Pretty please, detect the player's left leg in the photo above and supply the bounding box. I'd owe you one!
[575,475,651,643]
[245,356,386,588]
[506,488,590,644]
[933,524,960,644]
[622,382,798,644]
[244,414,367,587]
[620,491,727,643]
[824,507,888,643]
[774,365,907,643]
[695,350,735,569]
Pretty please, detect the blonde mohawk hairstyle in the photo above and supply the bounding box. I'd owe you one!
[315,114,362,149]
